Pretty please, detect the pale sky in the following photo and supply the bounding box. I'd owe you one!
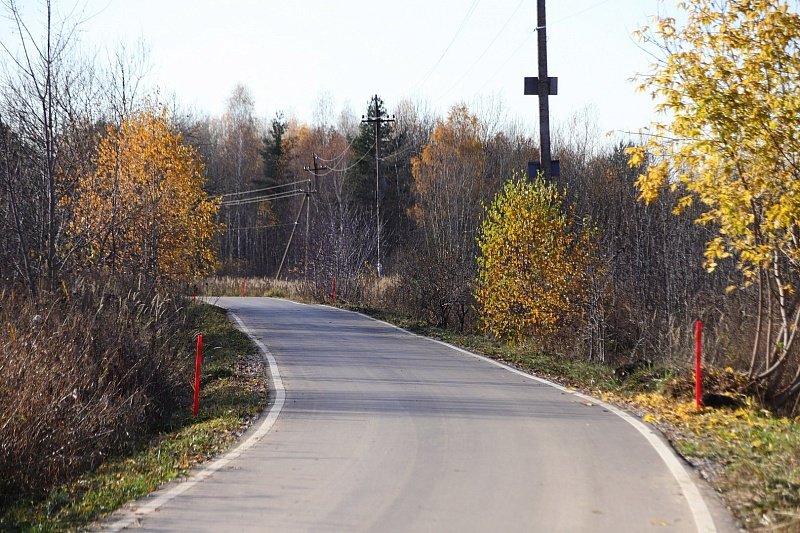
[2,1,670,138]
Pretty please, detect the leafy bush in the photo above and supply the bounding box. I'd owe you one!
[475,175,600,343]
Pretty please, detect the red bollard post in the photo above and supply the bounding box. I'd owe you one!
[332,277,337,305]
[695,320,703,411]
[193,334,203,416]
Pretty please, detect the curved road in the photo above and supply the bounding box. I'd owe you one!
[107,297,734,532]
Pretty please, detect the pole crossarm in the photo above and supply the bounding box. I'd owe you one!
[303,153,329,193]
[361,95,395,277]
[524,0,560,179]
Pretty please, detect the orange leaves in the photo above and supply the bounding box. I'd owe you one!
[70,107,220,285]
[410,105,486,208]
[409,104,486,242]
[475,176,598,342]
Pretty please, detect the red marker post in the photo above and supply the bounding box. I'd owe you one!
[695,320,703,411]
[193,334,203,416]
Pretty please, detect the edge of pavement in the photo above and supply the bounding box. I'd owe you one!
[95,309,286,532]
[336,304,741,533]
[97,297,740,533]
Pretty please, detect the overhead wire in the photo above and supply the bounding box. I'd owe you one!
[469,0,615,97]
[414,0,481,91]
[552,0,613,25]
[315,138,377,176]
[475,27,536,95]
[434,0,526,104]
[382,142,419,163]
[221,137,377,206]
[221,188,306,207]
[230,222,300,231]
[222,191,305,207]
[219,180,308,198]
[315,134,362,164]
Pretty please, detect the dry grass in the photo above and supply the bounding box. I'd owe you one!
[612,392,800,532]
[199,276,312,301]
[198,275,400,309]
[0,302,268,531]
[0,282,190,503]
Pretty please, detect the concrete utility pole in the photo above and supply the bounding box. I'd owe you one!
[361,95,394,277]
[524,0,559,179]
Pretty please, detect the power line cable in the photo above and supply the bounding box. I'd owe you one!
[222,191,304,207]
[552,0,613,25]
[316,138,377,176]
[382,142,419,162]
[231,222,300,231]
[434,0,525,104]
[219,180,308,198]
[471,0,614,97]
[414,0,481,91]
[315,134,361,163]
[221,189,306,206]
[475,27,536,95]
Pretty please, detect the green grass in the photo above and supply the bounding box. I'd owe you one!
[0,303,267,532]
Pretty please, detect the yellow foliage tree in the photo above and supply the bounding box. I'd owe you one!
[71,108,220,285]
[628,0,800,409]
[475,176,596,343]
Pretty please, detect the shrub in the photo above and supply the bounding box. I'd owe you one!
[475,175,599,343]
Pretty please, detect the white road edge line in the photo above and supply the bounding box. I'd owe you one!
[102,310,285,532]
[341,306,718,533]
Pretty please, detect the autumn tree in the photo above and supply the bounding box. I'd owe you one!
[574,143,727,362]
[70,107,219,285]
[211,84,264,272]
[384,99,434,247]
[0,0,95,297]
[476,176,596,343]
[407,104,489,327]
[629,0,800,410]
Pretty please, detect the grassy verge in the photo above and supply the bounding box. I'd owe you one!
[351,305,800,532]
[0,303,267,532]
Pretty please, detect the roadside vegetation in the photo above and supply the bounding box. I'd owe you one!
[0,2,242,529]
[201,277,308,300]
[0,303,266,531]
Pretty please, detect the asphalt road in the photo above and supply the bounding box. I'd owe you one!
[106,297,734,532]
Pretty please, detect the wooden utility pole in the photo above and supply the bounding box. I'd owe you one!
[361,95,394,276]
[302,154,328,278]
[524,0,558,179]
[536,0,552,179]
[275,191,308,281]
